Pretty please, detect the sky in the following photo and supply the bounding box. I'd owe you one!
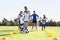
[0,0,60,22]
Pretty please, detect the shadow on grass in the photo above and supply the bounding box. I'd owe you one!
[0,34,9,36]
[0,32,27,36]
[0,30,14,36]
[0,30,30,36]
[0,30,14,32]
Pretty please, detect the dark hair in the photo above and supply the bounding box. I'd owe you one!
[33,11,35,12]
[43,15,46,18]
[24,6,27,9]
[20,11,23,14]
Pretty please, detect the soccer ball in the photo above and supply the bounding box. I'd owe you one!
[22,28,29,33]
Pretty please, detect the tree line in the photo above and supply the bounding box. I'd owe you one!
[0,18,60,26]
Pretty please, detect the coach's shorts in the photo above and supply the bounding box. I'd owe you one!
[32,20,37,23]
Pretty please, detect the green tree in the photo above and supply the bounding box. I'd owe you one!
[14,18,18,26]
[2,18,7,26]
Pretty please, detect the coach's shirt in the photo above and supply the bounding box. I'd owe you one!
[31,13,39,21]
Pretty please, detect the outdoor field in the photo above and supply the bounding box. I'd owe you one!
[0,26,60,40]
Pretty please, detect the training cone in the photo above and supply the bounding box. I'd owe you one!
[45,29,49,33]
[9,32,13,36]
[49,32,52,35]
[2,37,6,40]
[48,34,52,37]
[48,32,52,37]
[13,30,19,34]
[52,38,58,40]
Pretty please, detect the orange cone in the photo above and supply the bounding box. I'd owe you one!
[2,37,6,40]
[52,38,58,40]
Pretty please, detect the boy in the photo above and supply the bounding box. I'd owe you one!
[23,6,30,33]
[17,11,24,32]
[42,15,47,30]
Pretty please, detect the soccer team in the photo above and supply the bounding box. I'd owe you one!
[17,6,48,33]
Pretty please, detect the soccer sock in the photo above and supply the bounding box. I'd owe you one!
[21,28,23,31]
[25,27,27,30]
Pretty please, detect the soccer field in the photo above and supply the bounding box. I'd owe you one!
[0,26,60,40]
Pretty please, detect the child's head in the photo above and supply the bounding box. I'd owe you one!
[24,6,28,11]
[20,11,23,14]
[43,14,46,18]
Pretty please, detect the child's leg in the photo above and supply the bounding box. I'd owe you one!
[23,22,28,31]
[42,24,44,30]
[44,24,46,30]
[20,24,25,31]
[24,21,28,29]
[20,26,24,31]
[19,25,21,30]
[24,22,29,33]
[26,22,28,27]
[18,20,21,30]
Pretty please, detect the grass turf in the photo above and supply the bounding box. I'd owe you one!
[0,26,60,40]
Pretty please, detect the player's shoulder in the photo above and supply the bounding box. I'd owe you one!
[17,14,20,17]
[24,11,30,12]
[27,10,30,12]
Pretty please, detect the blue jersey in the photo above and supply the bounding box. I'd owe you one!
[31,13,39,20]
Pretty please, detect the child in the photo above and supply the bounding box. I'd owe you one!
[17,11,24,32]
[42,15,47,30]
[23,6,30,33]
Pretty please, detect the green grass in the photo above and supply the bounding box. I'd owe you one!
[0,26,60,40]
